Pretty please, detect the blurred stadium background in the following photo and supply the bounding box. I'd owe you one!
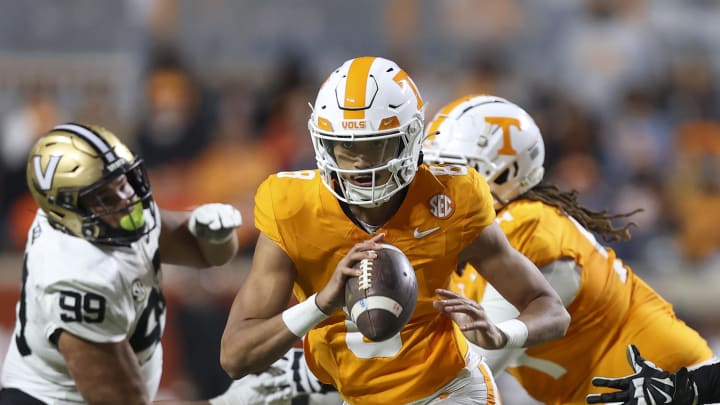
[1,0,720,402]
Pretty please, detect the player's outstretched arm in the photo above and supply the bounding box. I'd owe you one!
[58,332,149,404]
[159,204,241,268]
[461,222,570,349]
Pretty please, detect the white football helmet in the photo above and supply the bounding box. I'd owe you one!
[308,56,425,207]
[423,95,544,207]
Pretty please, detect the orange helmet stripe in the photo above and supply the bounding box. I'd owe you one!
[425,94,480,139]
[343,56,376,120]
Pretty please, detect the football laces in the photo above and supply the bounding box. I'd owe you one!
[358,258,373,290]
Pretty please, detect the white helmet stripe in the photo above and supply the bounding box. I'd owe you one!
[53,123,118,164]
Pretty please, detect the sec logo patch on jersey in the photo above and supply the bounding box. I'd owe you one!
[344,243,417,342]
[429,193,454,219]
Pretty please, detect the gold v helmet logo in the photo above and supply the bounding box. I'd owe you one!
[33,155,62,190]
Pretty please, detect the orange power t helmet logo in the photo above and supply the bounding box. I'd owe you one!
[485,116,521,156]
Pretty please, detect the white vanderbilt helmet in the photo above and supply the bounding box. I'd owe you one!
[423,94,544,208]
[308,56,425,207]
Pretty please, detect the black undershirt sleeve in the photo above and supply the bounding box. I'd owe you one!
[690,362,720,403]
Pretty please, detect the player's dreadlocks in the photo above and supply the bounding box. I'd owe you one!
[518,183,642,243]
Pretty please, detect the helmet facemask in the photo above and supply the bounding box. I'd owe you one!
[73,159,155,244]
[311,116,423,207]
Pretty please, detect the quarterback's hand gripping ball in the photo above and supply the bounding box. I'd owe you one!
[344,243,418,341]
[188,203,242,244]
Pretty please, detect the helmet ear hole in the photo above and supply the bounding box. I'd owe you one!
[57,191,75,209]
[494,168,510,185]
[494,162,520,186]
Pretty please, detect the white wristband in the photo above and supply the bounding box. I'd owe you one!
[282,293,330,337]
[496,319,528,348]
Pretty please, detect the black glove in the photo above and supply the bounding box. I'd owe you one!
[586,344,697,405]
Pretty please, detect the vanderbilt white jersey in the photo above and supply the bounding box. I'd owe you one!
[1,205,165,404]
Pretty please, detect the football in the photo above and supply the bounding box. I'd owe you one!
[344,243,418,342]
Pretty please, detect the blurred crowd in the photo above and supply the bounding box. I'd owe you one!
[2,0,720,399]
[1,0,719,271]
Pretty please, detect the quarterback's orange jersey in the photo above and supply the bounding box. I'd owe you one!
[255,165,495,405]
[451,199,713,405]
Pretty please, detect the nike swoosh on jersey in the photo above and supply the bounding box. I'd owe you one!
[413,227,440,238]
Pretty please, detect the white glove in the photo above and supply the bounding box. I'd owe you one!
[208,371,293,405]
[210,348,339,405]
[188,203,242,244]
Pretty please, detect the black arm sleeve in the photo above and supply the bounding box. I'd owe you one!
[690,362,720,403]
